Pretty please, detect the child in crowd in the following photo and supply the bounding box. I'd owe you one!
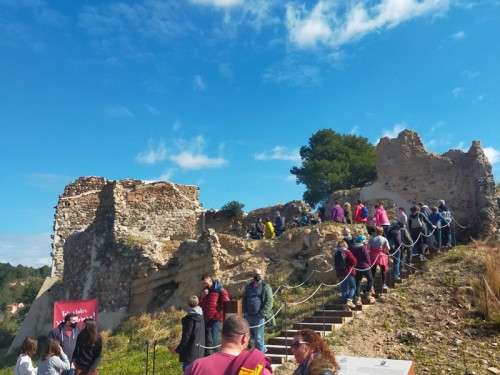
[170,296,205,372]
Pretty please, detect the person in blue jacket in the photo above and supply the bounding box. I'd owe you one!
[48,313,81,375]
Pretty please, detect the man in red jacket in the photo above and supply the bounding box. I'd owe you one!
[199,275,230,356]
[354,199,368,224]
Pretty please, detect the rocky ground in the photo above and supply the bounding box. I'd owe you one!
[274,245,500,374]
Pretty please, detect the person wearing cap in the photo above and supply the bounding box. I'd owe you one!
[350,235,375,305]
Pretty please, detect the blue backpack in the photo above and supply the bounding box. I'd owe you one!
[360,205,369,219]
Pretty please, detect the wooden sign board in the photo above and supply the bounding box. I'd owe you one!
[224,300,242,319]
[336,356,415,375]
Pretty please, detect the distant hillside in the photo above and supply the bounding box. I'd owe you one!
[0,263,50,312]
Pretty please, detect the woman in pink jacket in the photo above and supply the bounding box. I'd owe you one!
[368,226,390,291]
[374,205,390,237]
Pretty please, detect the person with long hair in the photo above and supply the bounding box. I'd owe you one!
[291,329,339,375]
[14,336,38,375]
[71,319,102,375]
[37,338,70,375]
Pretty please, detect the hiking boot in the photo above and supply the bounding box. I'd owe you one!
[346,299,356,309]
[370,287,376,296]
[394,276,401,281]
[419,255,427,262]
[355,296,362,306]
[382,284,388,290]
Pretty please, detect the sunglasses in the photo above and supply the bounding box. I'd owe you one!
[291,340,309,349]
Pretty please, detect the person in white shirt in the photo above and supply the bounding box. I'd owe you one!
[14,336,38,375]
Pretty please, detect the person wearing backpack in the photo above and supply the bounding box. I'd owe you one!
[333,240,357,309]
[242,268,274,353]
[354,200,369,224]
[408,205,435,261]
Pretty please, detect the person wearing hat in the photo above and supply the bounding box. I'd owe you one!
[350,235,375,305]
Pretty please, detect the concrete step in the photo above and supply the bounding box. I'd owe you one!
[265,344,290,355]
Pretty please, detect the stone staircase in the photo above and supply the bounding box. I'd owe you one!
[264,254,426,366]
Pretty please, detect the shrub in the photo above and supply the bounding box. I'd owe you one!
[220,201,245,220]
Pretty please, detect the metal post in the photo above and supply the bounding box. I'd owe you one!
[284,302,288,362]
[145,340,149,375]
[152,340,157,375]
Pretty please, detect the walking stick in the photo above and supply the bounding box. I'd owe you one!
[145,340,149,375]
[152,340,157,375]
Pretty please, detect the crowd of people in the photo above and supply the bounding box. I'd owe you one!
[15,314,102,375]
[14,199,454,375]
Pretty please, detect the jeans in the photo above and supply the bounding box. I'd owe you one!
[204,320,221,356]
[245,314,266,352]
[339,274,356,303]
[391,247,403,278]
[61,371,74,375]
[442,225,452,246]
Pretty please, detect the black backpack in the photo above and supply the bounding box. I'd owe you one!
[334,250,347,270]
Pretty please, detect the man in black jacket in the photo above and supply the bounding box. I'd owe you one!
[48,313,81,375]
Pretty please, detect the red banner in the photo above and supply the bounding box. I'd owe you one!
[53,299,98,328]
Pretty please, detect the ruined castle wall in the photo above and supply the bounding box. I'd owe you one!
[376,130,496,238]
[52,177,107,277]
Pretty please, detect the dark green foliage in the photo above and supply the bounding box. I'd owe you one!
[290,129,377,207]
[220,200,245,220]
[0,313,17,348]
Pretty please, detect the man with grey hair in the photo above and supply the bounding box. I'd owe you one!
[184,315,272,375]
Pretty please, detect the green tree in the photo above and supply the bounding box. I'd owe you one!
[220,201,245,220]
[290,129,377,207]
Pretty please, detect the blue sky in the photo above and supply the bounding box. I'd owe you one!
[1,0,499,267]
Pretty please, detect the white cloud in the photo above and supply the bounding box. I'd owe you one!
[379,123,407,141]
[286,0,451,49]
[143,103,161,115]
[454,141,467,151]
[170,135,227,169]
[0,233,52,268]
[349,126,359,135]
[285,174,297,182]
[450,30,466,40]
[255,146,301,162]
[173,120,182,130]
[460,70,479,79]
[158,168,175,181]
[431,120,447,133]
[484,147,500,164]
[475,94,485,102]
[106,104,133,117]
[171,152,227,169]
[262,56,321,86]
[136,139,168,164]
[192,75,206,91]
[189,0,243,7]
[450,86,464,98]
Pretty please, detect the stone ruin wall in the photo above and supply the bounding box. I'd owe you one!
[376,130,497,238]
[50,177,204,311]
[52,177,106,277]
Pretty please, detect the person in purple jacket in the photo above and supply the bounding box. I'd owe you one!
[329,202,344,223]
[350,236,375,305]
